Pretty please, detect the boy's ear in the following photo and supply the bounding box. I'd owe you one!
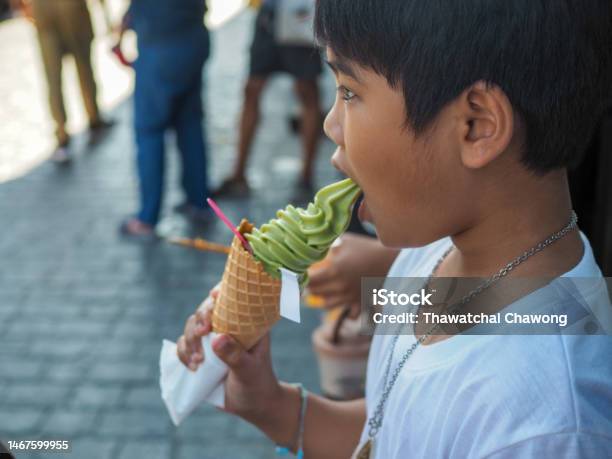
[457,81,514,169]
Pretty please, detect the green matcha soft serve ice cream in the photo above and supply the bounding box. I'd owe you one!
[245,178,361,284]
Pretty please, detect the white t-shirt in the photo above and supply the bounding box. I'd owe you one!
[357,233,612,458]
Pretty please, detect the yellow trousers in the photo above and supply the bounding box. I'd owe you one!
[31,0,99,144]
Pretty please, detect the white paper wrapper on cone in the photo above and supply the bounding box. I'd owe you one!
[160,333,227,426]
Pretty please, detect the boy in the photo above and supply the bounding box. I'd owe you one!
[177,0,612,457]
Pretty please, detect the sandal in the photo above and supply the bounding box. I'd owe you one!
[119,217,157,242]
[211,177,251,198]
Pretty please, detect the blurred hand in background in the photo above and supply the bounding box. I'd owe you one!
[307,233,400,317]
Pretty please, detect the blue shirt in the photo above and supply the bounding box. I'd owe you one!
[128,0,207,44]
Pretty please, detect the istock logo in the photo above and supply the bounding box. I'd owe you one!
[372,288,433,306]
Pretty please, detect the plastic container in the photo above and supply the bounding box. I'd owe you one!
[312,308,371,400]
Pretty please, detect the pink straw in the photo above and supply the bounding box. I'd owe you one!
[206,198,253,253]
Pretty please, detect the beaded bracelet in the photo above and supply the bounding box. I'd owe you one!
[275,383,308,458]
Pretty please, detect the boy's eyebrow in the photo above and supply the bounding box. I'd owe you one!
[324,57,363,83]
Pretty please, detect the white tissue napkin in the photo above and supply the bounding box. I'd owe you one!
[159,269,302,426]
[160,333,227,426]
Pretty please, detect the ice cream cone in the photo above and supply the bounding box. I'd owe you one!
[212,220,282,350]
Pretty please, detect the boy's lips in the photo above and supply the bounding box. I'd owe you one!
[358,196,372,222]
[335,170,370,222]
[331,158,369,221]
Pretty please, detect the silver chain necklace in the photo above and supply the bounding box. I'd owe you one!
[366,210,578,440]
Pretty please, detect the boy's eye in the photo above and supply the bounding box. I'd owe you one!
[337,85,356,102]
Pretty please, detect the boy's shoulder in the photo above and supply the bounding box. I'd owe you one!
[454,334,612,456]
[375,333,612,458]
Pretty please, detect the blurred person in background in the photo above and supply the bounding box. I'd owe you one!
[307,233,399,316]
[10,0,113,164]
[119,0,212,240]
[1,0,11,19]
[214,0,322,199]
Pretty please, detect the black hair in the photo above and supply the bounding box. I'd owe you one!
[314,0,612,174]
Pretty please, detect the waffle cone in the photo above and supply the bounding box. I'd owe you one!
[212,220,282,350]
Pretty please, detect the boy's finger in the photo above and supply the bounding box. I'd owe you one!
[180,335,202,372]
[185,315,203,355]
[212,334,251,375]
[191,350,204,364]
[197,295,215,314]
[184,314,197,343]
[251,333,271,360]
[195,308,212,332]
[177,335,189,366]
[186,334,203,359]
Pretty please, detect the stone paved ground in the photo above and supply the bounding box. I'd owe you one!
[0,9,340,459]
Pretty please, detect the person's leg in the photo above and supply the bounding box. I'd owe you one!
[31,1,68,147]
[174,72,209,209]
[128,45,172,229]
[72,41,101,126]
[234,77,268,180]
[280,45,323,191]
[214,7,278,196]
[59,0,100,125]
[293,79,321,186]
[135,126,165,226]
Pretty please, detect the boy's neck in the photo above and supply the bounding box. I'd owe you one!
[440,170,584,279]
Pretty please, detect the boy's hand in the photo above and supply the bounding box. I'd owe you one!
[176,284,282,422]
[307,233,400,317]
[213,333,282,421]
[176,285,218,371]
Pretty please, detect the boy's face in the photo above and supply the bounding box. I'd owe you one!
[324,49,471,247]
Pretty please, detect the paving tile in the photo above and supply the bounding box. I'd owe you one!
[0,359,42,380]
[99,410,171,437]
[116,439,171,459]
[88,362,152,384]
[123,386,165,409]
[70,385,123,408]
[68,437,117,459]
[5,383,71,407]
[0,408,42,436]
[30,340,90,359]
[40,408,98,437]
[45,362,91,383]
[173,408,232,441]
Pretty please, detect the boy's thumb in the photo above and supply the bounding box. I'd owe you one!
[212,334,250,372]
[251,333,271,360]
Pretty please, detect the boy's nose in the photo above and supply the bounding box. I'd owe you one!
[323,103,343,146]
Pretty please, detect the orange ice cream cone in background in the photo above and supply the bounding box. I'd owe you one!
[304,258,330,308]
